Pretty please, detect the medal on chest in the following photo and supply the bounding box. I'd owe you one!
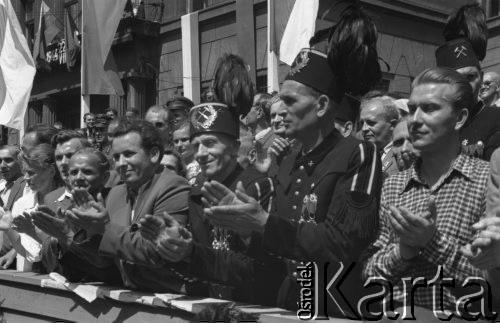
[211,226,231,251]
[300,192,318,223]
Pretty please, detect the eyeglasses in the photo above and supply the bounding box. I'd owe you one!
[481,81,498,89]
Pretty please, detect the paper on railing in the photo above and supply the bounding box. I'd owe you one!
[169,297,231,313]
[46,272,100,303]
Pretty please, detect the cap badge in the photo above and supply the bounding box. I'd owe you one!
[454,45,467,58]
[289,50,310,76]
[192,105,219,130]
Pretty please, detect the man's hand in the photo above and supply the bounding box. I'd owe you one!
[31,206,74,247]
[0,209,12,231]
[254,137,291,173]
[0,249,16,269]
[389,196,437,250]
[462,217,500,270]
[156,226,193,262]
[12,211,37,238]
[66,192,109,236]
[203,181,269,236]
[138,212,192,262]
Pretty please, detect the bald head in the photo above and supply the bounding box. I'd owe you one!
[479,71,500,107]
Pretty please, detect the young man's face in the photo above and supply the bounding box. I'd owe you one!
[112,132,159,188]
[69,154,108,195]
[279,80,320,140]
[85,115,95,128]
[192,133,237,181]
[270,100,286,136]
[173,127,192,159]
[55,138,86,185]
[407,83,466,154]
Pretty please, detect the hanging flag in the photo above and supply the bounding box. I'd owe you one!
[279,0,319,66]
[64,7,80,71]
[0,0,36,130]
[32,0,62,67]
[81,0,126,96]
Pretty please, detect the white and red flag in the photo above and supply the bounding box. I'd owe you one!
[0,0,36,130]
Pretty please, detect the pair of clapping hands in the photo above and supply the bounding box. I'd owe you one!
[136,180,268,262]
[388,196,500,270]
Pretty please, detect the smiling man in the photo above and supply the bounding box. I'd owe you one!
[364,67,490,316]
[33,148,120,283]
[65,119,191,293]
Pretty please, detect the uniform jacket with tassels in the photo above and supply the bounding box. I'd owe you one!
[261,129,382,319]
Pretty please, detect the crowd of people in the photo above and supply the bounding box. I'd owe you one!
[2,1,500,321]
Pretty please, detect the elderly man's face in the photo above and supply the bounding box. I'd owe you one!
[192,133,237,182]
[392,120,419,171]
[407,83,467,154]
[360,101,394,150]
[279,80,320,140]
[69,153,108,195]
[479,72,500,103]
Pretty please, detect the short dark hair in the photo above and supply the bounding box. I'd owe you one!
[412,67,474,113]
[25,124,59,146]
[163,148,186,177]
[113,119,164,162]
[83,112,95,120]
[105,108,118,115]
[51,130,91,149]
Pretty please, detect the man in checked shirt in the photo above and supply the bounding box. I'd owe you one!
[363,67,491,318]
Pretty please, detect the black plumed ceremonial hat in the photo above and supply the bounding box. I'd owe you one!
[435,38,480,69]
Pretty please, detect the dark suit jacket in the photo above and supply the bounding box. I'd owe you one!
[98,167,191,292]
[1,176,26,255]
[4,176,26,211]
[40,186,121,284]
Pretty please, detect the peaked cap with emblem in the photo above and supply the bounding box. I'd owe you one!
[285,48,338,99]
[189,102,239,140]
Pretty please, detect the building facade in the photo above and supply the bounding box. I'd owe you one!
[3,0,498,144]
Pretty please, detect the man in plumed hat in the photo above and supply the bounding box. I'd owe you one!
[137,102,283,305]
[196,3,384,316]
[435,3,500,160]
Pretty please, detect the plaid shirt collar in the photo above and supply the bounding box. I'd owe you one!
[400,153,475,194]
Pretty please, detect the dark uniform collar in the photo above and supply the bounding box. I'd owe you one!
[292,129,343,174]
[465,100,485,126]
